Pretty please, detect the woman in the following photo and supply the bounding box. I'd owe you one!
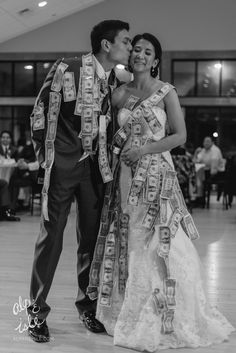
[88,33,234,351]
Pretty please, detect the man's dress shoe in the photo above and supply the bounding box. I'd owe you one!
[80,311,106,333]
[28,319,50,343]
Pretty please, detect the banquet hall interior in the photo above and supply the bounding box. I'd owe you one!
[0,1,236,352]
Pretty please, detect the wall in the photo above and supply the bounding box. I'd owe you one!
[0,0,235,53]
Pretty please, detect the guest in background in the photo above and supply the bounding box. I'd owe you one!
[171,144,197,212]
[194,136,224,207]
[0,179,20,221]
[0,131,18,160]
[194,136,223,175]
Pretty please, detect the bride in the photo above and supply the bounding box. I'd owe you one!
[88,32,234,352]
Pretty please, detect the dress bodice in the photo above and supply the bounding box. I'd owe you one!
[117,104,167,142]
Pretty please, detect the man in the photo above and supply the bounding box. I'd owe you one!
[27,20,131,343]
[196,136,223,175]
[195,136,224,207]
[0,179,20,221]
[0,131,18,160]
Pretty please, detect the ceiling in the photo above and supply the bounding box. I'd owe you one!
[0,0,105,44]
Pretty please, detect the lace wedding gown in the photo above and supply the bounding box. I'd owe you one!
[90,83,234,352]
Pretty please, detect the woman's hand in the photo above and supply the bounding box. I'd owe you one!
[121,147,142,167]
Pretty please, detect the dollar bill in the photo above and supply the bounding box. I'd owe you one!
[100,295,111,306]
[131,136,142,148]
[46,120,57,141]
[124,94,139,110]
[82,135,92,151]
[164,279,176,307]
[162,309,175,334]
[90,262,101,286]
[168,208,183,238]
[160,198,168,224]
[104,258,114,271]
[152,288,167,314]
[158,226,171,258]
[120,213,129,225]
[182,214,199,240]
[45,141,54,169]
[103,269,113,283]
[161,170,176,199]
[94,237,106,260]
[48,92,62,121]
[142,204,159,230]
[132,107,143,119]
[51,62,68,92]
[32,101,45,131]
[83,77,93,91]
[63,71,76,102]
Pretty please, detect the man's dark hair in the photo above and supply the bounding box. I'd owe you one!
[91,20,129,54]
[0,130,12,139]
[131,33,162,77]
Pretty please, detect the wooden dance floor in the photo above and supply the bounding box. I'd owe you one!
[0,199,236,353]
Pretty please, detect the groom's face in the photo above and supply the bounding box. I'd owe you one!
[108,29,132,66]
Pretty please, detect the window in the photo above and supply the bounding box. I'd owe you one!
[173,61,195,96]
[14,62,35,96]
[197,61,221,96]
[0,62,12,96]
[222,61,236,97]
[173,59,236,97]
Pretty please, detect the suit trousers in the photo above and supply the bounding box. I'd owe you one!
[27,157,104,319]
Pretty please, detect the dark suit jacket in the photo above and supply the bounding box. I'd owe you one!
[0,144,18,160]
[31,56,119,174]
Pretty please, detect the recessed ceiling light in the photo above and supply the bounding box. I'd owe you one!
[38,1,48,7]
[24,65,33,70]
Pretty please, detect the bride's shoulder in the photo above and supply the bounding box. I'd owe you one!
[112,83,130,108]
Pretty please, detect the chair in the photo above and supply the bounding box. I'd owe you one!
[204,159,229,209]
[30,182,42,215]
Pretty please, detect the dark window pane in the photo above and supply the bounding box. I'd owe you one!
[14,62,34,96]
[219,108,236,152]
[0,106,13,135]
[185,107,219,148]
[173,61,195,96]
[197,61,221,96]
[0,62,12,96]
[222,61,236,97]
[36,62,53,94]
[13,106,33,145]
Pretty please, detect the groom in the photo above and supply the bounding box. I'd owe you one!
[27,20,132,343]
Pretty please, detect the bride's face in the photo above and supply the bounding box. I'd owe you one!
[130,39,158,74]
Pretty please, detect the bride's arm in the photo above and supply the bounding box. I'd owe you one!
[121,89,186,164]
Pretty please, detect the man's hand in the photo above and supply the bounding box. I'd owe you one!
[17,159,29,170]
[121,147,141,167]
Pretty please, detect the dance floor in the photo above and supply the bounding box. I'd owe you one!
[0,198,236,353]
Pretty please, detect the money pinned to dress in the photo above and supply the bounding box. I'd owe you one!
[164,279,176,306]
[158,226,171,258]
[161,170,176,199]
[162,309,175,334]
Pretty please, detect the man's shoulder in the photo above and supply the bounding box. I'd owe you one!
[61,56,83,69]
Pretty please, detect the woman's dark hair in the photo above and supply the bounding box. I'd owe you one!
[130,33,162,77]
[91,20,129,55]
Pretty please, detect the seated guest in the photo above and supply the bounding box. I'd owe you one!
[9,133,39,211]
[0,130,18,160]
[194,136,223,175]
[0,179,20,221]
[171,144,197,212]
